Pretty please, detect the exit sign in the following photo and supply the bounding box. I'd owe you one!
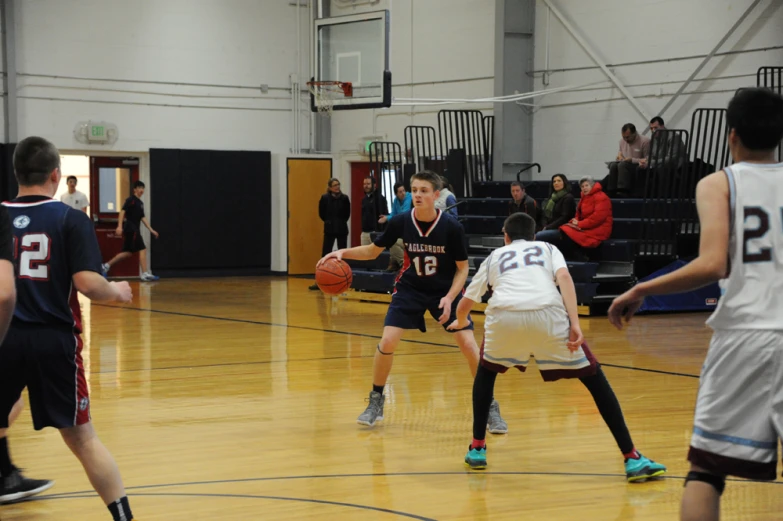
[89,124,109,142]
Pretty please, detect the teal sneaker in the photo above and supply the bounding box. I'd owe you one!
[625,453,666,482]
[464,445,487,470]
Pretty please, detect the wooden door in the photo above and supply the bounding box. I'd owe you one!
[287,158,332,275]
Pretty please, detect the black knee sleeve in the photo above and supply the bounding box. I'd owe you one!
[377,344,393,355]
[685,471,725,495]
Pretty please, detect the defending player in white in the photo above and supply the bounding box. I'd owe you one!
[450,212,665,481]
[609,88,783,520]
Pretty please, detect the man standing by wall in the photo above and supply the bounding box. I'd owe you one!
[310,178,350,290]
[360,177,387,246]
[60,176,89,213]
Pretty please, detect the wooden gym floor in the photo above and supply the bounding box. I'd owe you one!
[1,277,781,520]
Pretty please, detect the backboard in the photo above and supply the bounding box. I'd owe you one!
[312,10,391,111]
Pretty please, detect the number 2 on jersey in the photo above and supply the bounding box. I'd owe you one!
[742,207,782,263]
[13,233,51,280]
[498,246,544,273]
[412,255,438,276]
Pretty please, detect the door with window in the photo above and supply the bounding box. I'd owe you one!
[90,157,140,278]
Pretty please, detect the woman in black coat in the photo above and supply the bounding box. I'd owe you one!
[537,173,576,233]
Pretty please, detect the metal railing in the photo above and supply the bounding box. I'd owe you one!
[637,129,689,258]
[757,66,783,161]
[368,141,403,231]
[438,110,491,196]
[403,125,442,174]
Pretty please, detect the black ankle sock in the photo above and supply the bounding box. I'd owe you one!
[372,384,384,395]
[473,364,498,440]
[108,496,133,521]
[579,365,634,455]
[0,437,12,476]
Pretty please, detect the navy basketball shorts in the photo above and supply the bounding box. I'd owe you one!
[122,231,146,253]
[0,325,91,430]
[384,284,474,333]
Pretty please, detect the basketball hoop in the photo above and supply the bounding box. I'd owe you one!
[307,81,353,116]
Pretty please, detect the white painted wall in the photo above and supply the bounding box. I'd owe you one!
[4,0,318,272]
[327,0,496,188]
[531,0,783,180]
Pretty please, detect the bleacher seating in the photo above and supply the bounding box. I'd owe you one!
[347,177,692,314]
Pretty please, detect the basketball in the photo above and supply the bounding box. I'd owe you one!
[315,258,353,295]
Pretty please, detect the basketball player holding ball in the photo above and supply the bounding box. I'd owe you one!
[317,170,508,433]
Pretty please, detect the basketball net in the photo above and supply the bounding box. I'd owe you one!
[307,81,353,117]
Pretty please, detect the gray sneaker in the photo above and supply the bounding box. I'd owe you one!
[357,391,385,426]
[487,399,508,434]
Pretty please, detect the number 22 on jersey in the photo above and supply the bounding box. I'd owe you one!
[13,233,51,280]
[498,246,544,272]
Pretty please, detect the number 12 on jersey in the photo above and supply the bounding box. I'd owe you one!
[412,255,438,276]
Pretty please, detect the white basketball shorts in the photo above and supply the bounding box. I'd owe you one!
[480,306,597,381]
[689,329,783,480]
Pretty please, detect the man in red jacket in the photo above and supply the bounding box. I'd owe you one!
[560,176,613,259]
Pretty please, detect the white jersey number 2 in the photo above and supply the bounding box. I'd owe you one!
[15,233,51,280]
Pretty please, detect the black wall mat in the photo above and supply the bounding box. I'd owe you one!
[150,148,271,273]
[0,143,18,201]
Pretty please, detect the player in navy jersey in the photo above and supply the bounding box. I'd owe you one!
[0,202,55,504]
[0,137,136,520]
[317,171,507,431]
[101,180,160,281]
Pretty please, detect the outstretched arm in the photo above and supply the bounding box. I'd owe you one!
[317,243,384,267]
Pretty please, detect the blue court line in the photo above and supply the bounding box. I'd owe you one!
[93,304,701,379]
[34,491,437,520]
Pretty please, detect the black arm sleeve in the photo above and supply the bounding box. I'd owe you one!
[66,210,103,274]
[373,213,404,248]
[448,220,468,261]
[0,207,12,262]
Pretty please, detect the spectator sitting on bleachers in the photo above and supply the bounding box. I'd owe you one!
[604,123,650,197]
[537,173,576,232]
[378,182,412,271]
[435,175,458,216]
[559,176,613,260]
[508,181,536,217]
[640,116,685,170]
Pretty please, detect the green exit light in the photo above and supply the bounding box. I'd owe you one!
[91,125,105,137]
[365,140,373,153]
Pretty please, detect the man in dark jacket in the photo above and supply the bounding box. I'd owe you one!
[310,178,350,290]
[360,177,388,246]
[508,182,537,218]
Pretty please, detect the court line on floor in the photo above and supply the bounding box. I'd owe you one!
[94,304,701,379]
[36,470,780,501]
[35,491,437,520]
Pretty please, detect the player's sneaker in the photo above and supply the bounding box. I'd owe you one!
[625,453,667,482]
[487,399,508,434]
[101,263,110,277]
[357,391,384,426]
[464,445,487,470]
[0,467,54,504]
[140,271,159,282]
